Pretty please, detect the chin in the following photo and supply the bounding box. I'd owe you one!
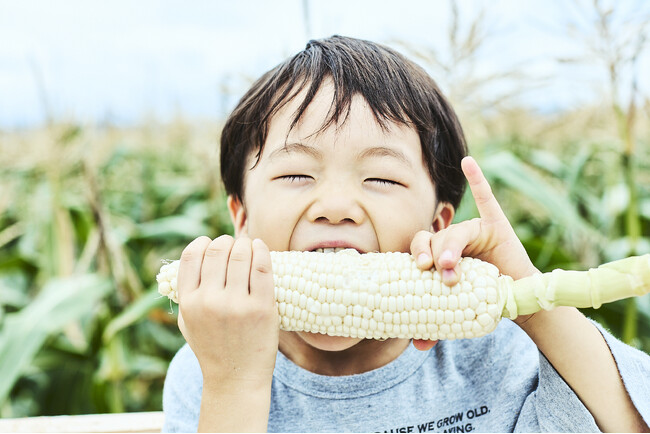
[297,331,364,351]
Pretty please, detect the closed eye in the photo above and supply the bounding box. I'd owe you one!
[365,178,403,187]
[277,175,312,183]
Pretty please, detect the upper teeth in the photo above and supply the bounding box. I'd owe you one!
[314,247,349,253]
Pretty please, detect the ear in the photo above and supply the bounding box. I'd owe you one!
[227,195,248,236]
[430,202,455,233]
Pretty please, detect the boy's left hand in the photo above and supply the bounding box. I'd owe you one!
[410,156,539,351]
[409,157,650,433]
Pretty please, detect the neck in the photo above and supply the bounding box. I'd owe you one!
[278,331,411,376]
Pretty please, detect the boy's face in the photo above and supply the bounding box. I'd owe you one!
[228,80,454,351]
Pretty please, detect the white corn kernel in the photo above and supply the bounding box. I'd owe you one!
[458,292,469,309]
[448,294,458,310]
[444,310,454,325]
[388,297,397,313]
[158,281,171,297]
[157,251,507,341]
[405,294,413,310]
[477,313,493,327]
[396,296,404,312]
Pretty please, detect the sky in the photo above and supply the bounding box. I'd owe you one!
[0,0,648,128]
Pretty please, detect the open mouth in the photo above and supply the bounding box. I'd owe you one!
[312,247,356,253]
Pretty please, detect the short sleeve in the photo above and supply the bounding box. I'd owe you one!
[515,351,600,432]
[514,319,650,432]
[161,344,202,433]
[594,321,650,425]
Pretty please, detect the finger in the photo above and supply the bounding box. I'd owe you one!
[177,310,188,340]
[249,238,275,304]
[177,236,212,303]
[439,252,460,287]
[428,232,460,287]
[461,156,507,225]
[224,236,253,293]
[430,220,480,286]
[412,339,438,351]
[199,235,235,291]
[410,230,435,270]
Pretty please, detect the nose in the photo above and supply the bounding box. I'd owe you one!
[306,185,365,225]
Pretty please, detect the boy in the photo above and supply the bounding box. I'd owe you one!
[162,36,649,432]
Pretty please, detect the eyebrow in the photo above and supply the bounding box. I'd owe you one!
[268,142,322,161]
[267,142,413,168]
[357,146,413,168]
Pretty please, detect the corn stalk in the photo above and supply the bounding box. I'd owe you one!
[564,0,650,343]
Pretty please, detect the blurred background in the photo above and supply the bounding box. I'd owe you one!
[1,0,649,418]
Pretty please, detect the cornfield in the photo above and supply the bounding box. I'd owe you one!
[0,120,234,416]
[1,0,649,419]
[1,102,648,417]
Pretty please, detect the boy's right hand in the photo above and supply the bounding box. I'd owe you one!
[176,235,279,389]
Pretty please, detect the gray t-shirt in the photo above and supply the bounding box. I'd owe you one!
[162,319,650,432]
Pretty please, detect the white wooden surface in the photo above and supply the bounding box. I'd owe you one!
[0,411,164,433]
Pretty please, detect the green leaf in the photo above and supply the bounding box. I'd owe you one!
[0,274,111,406]
[528,149,566,177]
[141,320,185,353]
[0,271,30,308]
[128,354,170,378]
[103,287,168,343]
[481,151,603,244]
[133,215,210,240]
[604,237,650,262]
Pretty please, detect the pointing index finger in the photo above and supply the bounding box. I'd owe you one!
[461,156,507,225]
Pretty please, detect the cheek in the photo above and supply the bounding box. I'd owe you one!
[373,216,422,252]
[368,197,436,251]
[242,185,306,250]
[245,205,293,249]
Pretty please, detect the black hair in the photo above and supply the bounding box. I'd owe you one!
[220,35,467,208]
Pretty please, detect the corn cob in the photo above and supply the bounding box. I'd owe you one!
[156,249,650,341]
